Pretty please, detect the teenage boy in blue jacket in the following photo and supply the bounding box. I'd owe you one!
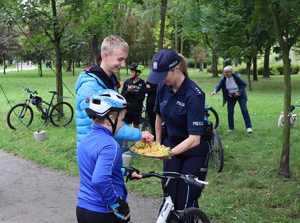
[76,89,142,223]
[75,35,153,145]
[211,66,253,133]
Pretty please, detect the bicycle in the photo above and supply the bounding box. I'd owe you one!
[277,104,299,128]
[7,88,74,130]
[205,106,219,129]
[138,171,211,223]
[205,106,224,173]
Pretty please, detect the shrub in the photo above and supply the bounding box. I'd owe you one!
[207,65,223,74]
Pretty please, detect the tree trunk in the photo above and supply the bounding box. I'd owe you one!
[180,35,184,54]
[38,59,43,77]
[246,57,252,91]
[66,59,72,72]
[159,0,168,49]
[199,62,203,71]
[174,19,178,51]
[55,41,63,103]
[211,49,218,77]
[72,60,75,76]
[279,47,292,177]
[252,53,258,81]
[3,55,6,75]
[51,0,63,104]
[16,60,19,72]
[91,35,99,64]
[263,44,271,79]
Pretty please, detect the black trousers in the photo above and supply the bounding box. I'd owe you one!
[76,206,126,223]
[163,155,208,210]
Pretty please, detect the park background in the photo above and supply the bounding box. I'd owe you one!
[1,0,300,222]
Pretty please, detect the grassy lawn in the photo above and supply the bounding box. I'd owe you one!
[0,68,300,222]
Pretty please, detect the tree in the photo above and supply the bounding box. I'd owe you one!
[0,23,20,75]
[159,0,168,49]
[266,0,300,177]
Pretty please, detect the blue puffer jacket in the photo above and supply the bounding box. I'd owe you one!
[75,66,142,145]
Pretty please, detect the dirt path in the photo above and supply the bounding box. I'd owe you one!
[0,150,159,223]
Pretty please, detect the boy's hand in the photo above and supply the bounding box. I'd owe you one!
[125,167,142,181]
[141,131,154,143]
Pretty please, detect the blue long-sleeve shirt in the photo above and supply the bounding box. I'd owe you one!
[77,123,127,213]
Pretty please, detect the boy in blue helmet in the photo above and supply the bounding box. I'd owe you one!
[76,89,142,223]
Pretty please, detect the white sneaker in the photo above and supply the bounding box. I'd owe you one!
[246,128,253,134]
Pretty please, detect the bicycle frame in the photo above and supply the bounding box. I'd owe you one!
[26,89,57,120]
[141,172,208,223]
[156,195,174,223]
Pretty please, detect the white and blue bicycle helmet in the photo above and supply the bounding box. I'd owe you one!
[86,89,127,134]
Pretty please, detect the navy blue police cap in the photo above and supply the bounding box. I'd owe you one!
[147,49,182,84]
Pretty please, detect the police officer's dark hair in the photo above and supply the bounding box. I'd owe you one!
[177,54,188,77]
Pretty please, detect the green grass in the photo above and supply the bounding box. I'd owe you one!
[0,69,300,223]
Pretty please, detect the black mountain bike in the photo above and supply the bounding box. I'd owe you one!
[205,106,224,173]
[139,171,210,223]
[7,88,74,130]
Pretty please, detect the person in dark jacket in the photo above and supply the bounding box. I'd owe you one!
[145,81,157,136]
[211,66,253,133]
[121,63,146,128]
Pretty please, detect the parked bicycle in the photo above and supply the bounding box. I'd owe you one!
[139,171,210,223]
[277,104,299,128]
[205,106,224,173]
[7,88,74,130]
[205,106,219,129]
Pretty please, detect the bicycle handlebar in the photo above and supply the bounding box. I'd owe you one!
[24,88,37,95]
[141,171,208,188]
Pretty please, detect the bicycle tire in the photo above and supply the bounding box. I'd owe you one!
[206,107,219,129]
[50,102,74,127]
[7,103,33,130]
[209,129,224,173]
[178,208,211,223]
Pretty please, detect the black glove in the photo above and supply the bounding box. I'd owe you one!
[124,166,140,182]
[110,197,130,221]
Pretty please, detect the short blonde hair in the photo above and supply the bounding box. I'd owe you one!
[101,35,129,56]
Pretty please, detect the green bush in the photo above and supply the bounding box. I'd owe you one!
[207,65,223,74]
[258,67,275,76]
[236,64,300,76]
[275,64,299,75]
[187,58,196,68]
[235,66,248,75]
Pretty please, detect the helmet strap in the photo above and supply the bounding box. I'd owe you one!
[106,112,120,135]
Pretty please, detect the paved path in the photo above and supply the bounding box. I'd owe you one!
[0,150,159,223]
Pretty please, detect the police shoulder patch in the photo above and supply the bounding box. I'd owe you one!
[191,86,203,96]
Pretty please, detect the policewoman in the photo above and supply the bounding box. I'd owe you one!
[148,49,209,211]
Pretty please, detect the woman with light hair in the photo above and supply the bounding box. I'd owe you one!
[211,66,253,133]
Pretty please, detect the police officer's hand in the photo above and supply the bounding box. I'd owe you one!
[110,197,130,222]
[141,131,154,143]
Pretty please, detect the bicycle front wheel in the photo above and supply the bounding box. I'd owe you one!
[50,102,74,127]
[7,103,33,130]
[209,129,224,173]
[179,208,211,223]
